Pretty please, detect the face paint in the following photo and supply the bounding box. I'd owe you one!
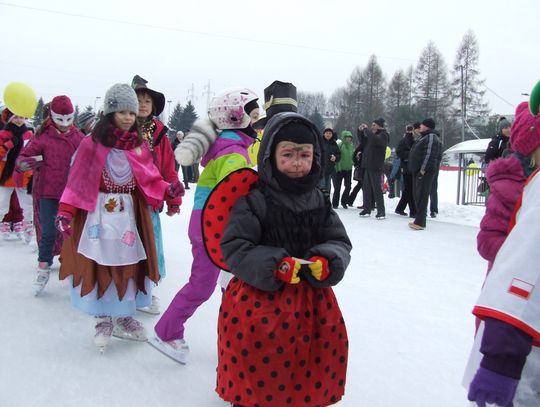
[274,141,314,178]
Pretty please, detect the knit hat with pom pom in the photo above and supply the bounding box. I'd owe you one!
[510,101,540,156]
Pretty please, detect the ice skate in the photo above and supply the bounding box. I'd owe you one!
[94,316,113,353]
[0,222,11,240]
[112,316,147,341]
[22,221,34,244]
[13,221,24,241]
[148,336,189,364]
[137,295,161,315]
[33,263,51,296]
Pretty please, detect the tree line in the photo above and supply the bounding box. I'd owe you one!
[298,30,496,149]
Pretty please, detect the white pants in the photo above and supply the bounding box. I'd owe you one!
[0,187,33,220]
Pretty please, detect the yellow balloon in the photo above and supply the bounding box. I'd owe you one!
[3,82,38,118]
[385,146,391,160]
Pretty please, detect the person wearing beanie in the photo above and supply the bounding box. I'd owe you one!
[151,88,259,364]
[407,118,442,230]
[56,83,181,352]
[76,111,97,135]
[466,102,540,407]
[394,124,417,217]
[0,109,34,246]
[319,127,341,196]
[332,130,354,208]
[485,117,512,164]
[131,75,184,315]
[17,94,85,294]
[358,118,390,219]
[215,112,351,406]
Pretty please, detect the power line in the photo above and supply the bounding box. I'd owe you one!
[0,1,414,63]
[484,84,515,108]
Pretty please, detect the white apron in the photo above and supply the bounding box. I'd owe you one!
[78,192,146,266]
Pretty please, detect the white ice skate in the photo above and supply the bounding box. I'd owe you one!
[148,336,189,365]
[33,265,51,296]
[112,317,147,341]
[0,222,11,240]
[137,295,161,315]
[94,316,113,353]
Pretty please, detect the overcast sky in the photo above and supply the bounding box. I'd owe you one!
[0,0,537,121]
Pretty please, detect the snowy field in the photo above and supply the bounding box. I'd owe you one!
[0,170,488,407]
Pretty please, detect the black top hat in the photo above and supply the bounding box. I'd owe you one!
[254,81,297,129]
[131,75,166,116]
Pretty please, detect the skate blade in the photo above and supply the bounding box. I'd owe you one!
[148,337,187,365]
[112,331,148,342]
[136,306,161,315]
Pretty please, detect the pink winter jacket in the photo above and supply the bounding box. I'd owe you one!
[477,155,527,271]
[19,122,84,199]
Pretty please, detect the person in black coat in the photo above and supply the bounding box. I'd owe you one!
[319,127,340,195]
[217,112,352,406]
[408,118,442,230]
[484,117,511,164]
[394,124,417,217]
[358,118,390,219]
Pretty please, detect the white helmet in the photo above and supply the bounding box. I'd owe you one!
[208,88,258,130]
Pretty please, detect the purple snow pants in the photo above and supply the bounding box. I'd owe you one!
[154,209,220,341]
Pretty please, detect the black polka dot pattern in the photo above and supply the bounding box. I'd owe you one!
[216,279,348,406]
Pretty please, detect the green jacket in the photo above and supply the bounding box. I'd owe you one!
[336,133,354,172]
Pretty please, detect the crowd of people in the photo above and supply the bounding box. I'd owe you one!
[2,74,540,406]
[321,116,443,230]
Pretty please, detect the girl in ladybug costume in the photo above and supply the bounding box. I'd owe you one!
[217,112,352,407]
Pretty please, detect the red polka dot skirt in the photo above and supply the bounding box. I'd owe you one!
[216,278,348,407]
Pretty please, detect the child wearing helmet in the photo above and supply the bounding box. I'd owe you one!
[150,88,259,364]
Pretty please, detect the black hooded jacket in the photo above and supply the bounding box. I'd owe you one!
[220,113,352,292]
[408,129,442,173]
[321,131,341,175]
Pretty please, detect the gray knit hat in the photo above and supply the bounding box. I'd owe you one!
[497,117,511,133]
[103,83,139,115]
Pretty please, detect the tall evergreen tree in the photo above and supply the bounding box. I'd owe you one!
[386,69,421,147]
[451,30,489,120]
[308,109,326,133]
[414,41,451,120]
[179,101,198,132]
[167,102,183,131]
[32,97,45,126]
[74,104,80,124]
[362,55,386,122]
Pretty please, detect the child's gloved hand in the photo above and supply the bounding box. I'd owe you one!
[55,211,73,239]
[275,257,301,284]
[17,157,37,172]
[467,367,518,407]
[308,256,330,281]
[166,180,184,199]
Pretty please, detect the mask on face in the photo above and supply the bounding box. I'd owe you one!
[51,111,75,127]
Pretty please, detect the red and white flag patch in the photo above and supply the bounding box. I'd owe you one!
[508,278,534,300]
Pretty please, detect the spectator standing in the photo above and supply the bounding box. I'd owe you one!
[358,118,390,219]
[332,130,354,208]
[319,127,340,196]
[394,124,416,217]
[408,118,442,230]
[484,117,511,164]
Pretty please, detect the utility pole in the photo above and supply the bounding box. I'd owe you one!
[202,80,214,109]
[187,83,196,104]
[460,65,465,143]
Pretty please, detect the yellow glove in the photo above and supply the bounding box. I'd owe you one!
[308,256,330,281]
[276,257,301,284]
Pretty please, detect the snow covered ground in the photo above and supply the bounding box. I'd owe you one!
[0,170,488,407]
